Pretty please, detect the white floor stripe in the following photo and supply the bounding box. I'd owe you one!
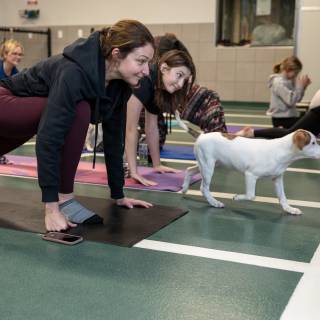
[134,240,308,273]
[81,153,95,158]
[227,122,272,128]
[280,244,320,320]
[286,167,320,174]
[184,190,320,209]
[81,153,103,158]
[160,158,197,165]
[166,140,194,145]
[0,174,37,180]
[171,129,195,133]
[225,113,269,119]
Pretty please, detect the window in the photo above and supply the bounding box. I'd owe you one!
[217,0,296,47]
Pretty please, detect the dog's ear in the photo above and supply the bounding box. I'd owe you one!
[293,130,311,150]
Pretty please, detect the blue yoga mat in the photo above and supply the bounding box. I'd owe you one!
[160,146,195,160]
[161,126,266,160]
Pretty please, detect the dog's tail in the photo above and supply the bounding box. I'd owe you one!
[174,110,202,139]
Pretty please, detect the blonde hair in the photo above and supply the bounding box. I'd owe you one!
[0,39,24,60]
[273,56,302,74]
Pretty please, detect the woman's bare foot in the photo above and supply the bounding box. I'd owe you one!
[235,126,254,138]
[45,202,77,231]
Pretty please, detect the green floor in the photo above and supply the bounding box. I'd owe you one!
[0,105,319,320]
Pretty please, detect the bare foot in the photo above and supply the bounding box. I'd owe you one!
[235,126,254,138]
[45,202,77,231]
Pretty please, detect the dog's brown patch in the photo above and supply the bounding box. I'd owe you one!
[222,133,238,140]
[292,129,311,150]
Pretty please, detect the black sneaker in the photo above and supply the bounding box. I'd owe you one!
[0,155,10,165]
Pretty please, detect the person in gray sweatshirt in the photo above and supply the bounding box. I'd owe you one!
[266,56,311,128]
[236,88,320,139]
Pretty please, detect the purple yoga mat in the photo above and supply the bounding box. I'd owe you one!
[1,155,200,192]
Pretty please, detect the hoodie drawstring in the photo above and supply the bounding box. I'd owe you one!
[92,97,100,169]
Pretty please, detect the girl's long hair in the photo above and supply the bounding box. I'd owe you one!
[154,35,196,114]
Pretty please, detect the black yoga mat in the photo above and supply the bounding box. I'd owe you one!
[0,187,188,247]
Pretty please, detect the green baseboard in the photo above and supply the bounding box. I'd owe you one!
[221,101,269,109]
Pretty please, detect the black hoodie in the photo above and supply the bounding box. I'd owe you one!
[0,32,132,202]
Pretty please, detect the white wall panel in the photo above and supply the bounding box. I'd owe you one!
[0,0,216,26]
[296,2,320,99]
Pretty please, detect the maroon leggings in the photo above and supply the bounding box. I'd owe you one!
[0,86,91,194]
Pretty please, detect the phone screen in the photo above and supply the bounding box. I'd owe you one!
[60,235,81,242]
[43,232,82,243]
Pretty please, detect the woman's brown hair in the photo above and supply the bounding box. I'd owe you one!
[154,33,189,62]
[273,56,302,74]
[99,19,155,59]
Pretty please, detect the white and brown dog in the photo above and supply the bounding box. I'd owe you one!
[181,129,320,215]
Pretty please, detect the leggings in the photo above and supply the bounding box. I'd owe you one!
[271,117,299,129]
[0,86,91,194]
[255,106,320,139]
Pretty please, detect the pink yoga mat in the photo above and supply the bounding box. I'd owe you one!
[1,155,200,192]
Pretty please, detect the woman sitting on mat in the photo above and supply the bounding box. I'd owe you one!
[0,19,154,232]
[125,33,196,186]
[236,88,320,139]
[266,56,311,129]
[0,39,24,165]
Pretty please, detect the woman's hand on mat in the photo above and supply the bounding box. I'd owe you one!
[116,197,153,209]
[153,165,181,174]
[130,172,158,186]
[45,203,77,231]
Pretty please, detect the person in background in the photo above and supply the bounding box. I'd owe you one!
[266,56,311,129]
[0,20,155,231]
[235,88,320,139]
[0,39,24,164]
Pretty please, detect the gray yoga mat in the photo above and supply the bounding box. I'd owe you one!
[0,187,188,247]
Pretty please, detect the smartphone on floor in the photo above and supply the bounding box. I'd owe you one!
[42,232,83,245]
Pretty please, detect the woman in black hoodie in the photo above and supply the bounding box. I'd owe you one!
[0,19,155,232]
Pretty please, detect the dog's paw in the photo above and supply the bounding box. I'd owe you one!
[182,177,191,194]
[233,194,247,201]
[233,194,255,201]
[284,206,303,215]
[233,194,242,201]
[208,199,225,208]
[181,184,188,194]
